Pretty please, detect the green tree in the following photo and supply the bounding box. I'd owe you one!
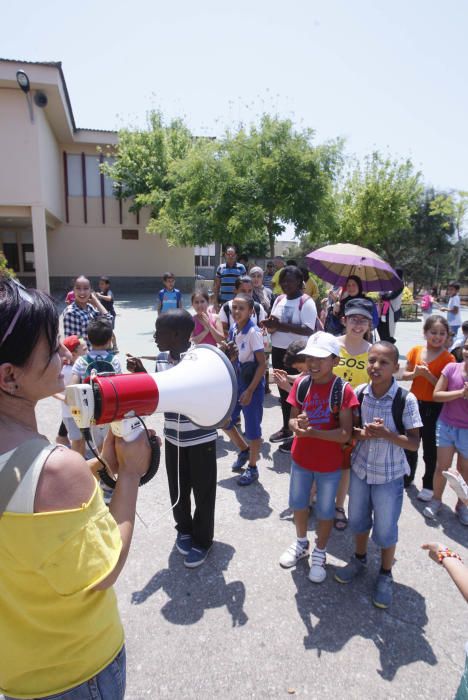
[106,112,342,256]
[429,190,468,280]
[337,152,423,264]
[0,252,14,278]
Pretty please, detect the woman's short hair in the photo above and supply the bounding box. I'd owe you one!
[0,277,59,367]
[279,265,303,285]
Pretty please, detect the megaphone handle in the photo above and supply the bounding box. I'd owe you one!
[98,435,160,490]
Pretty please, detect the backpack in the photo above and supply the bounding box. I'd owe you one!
[275,294,323,332]
[82,352,116,380]
[421,294,431,311]
[355,384,408,435]
[296,374,348,415]
[223,300,262,327]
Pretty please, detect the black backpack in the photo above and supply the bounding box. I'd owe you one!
[296,374,348,416]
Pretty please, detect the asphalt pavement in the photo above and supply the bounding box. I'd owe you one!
[32,297,468,699]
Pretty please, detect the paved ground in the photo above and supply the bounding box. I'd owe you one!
[33,297,467,699]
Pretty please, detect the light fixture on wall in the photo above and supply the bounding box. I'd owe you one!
[16,69,34,122]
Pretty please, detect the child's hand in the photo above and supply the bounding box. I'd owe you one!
[126,354,146,373]
[421,542,447,564]
[365,419,388,439]
[414,364,432,379]
[261,317,279,331]
[220,340,238,363]
[296,412,311,431]
[273,369,290,391]
[290,417,309,437]
[239,388,253,406]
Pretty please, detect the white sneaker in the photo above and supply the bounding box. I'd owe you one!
[443,470,468,501]
[308,548,326,583]
[423,500,442,519]
[279,540,309,568]
[417,488,433,502]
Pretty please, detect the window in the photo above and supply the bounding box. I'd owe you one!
[194,255,201,266]
[209,256,216,266]
[122,229,139,240]
[201,255,209,266]
[2,243,19,272]
[67,154,83,196]
[22,244,35,272]
[85,156,101,197]
[103,157,116,197]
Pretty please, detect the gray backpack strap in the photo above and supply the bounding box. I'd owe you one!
[0,437,53,516]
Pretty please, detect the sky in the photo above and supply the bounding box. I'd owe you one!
[3,0,467,239]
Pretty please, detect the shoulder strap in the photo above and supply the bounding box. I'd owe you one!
[298,294,310,311]
[0,438,52,516]
[296,375,312,406]
[330,376,347,413]
[254,301,261,324]
[224,302,231,324]
[355,384,367,426]
[391,386,408,435]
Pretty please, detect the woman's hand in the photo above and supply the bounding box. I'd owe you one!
[89,292,99,307]
[115,431,153,479]
[261,317,279,331]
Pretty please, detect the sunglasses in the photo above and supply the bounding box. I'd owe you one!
[0,279,34,348]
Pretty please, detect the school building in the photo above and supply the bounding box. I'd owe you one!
[0,58,195,294]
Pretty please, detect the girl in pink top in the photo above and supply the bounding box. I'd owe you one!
[190,289,224,346]
[424,337,468,526]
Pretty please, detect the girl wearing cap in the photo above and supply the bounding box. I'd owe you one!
[333,298,373,530]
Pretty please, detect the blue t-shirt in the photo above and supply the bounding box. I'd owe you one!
[158,288,182,312]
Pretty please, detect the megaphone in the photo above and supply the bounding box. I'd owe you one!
[65,345,238,485]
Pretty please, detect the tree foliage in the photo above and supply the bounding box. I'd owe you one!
[105,112,342,256]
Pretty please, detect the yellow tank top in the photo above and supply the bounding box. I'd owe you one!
[0,482,124,698]
[334,346,369,388]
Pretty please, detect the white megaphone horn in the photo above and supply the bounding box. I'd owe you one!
[65,344,238,432]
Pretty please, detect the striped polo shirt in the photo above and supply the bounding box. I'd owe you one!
[155,352,217,447]
[216,262,246,302]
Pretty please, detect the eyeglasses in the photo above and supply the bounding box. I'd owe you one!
[347,315,369,325]
[0,279,34,348]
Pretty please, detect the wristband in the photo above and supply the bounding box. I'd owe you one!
[437,547,462,565]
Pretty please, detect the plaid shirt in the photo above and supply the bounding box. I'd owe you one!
[63,302,112,349]
[352,379,422,484]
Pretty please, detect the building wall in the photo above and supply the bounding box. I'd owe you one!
[0,89,41,205]
[36,107,63,220]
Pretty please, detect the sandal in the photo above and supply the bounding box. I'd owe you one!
[334,507,348,531]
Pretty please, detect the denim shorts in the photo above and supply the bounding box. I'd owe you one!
[5,646,126,700]
[289,460,341,519]
[348,471,404,548]
[226,381,264,440]
[436,419,468,459]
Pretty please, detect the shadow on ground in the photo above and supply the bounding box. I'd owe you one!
[131,542,248,628]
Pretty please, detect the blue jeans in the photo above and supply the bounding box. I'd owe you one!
[349,471,404,548]
[5,647,126,700]
[289,460,341,519]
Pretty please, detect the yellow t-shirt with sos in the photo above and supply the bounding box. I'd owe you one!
[0,482,124,699]
[334,346,369,388]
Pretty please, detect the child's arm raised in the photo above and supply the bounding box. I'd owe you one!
[433,373,468,402]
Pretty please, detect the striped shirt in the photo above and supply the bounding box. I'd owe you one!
[351,380,422,484]
[155,352,217,447]
[63,302,112,349]
[216,263,246,302]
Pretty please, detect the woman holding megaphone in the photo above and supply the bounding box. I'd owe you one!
[0,276,152,700]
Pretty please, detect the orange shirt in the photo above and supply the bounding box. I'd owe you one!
[406,346,455,401]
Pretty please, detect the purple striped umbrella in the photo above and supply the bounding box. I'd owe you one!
[306,243,402,292]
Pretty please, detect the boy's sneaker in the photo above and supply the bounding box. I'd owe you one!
[279,540,310,568]
[455,502,468,526]
[334,555,367,584]
[269,427,293,443]
[423,499,442,519]
[278,438,293,453]
[175,533,192,556]
[308,547,327,583]
[372,573,393,609]
[237,465,259,486]
[184,545,211,568]
[417,488,433,502]
[231,448,249,472]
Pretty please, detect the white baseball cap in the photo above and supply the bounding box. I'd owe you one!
[302,331,340,358]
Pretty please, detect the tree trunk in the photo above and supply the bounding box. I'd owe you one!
[267,214,275,258]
